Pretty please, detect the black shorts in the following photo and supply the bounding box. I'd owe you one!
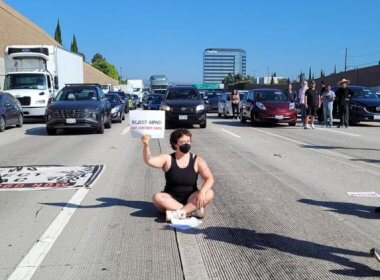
[163,187,198,205]
[307,106,318,116]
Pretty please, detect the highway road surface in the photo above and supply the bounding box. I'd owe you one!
[1,114,380,279]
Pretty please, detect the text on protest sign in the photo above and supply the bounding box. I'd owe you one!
[129,110,165,138]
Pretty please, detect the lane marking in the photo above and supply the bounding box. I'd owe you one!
[8,188,89,280]
[7,165,105,280]
[250,127,380,172]
[315,127,361,137]
[121,126,130,136]
[220,128,241,138]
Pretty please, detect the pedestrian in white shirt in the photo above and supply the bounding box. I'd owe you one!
[298,80,308,123]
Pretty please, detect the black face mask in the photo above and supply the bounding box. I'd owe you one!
[179,143,191,154]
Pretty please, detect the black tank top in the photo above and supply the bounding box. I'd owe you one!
[164,153,198,193]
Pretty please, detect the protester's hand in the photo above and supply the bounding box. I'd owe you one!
[197,190,206,208]
[141,134,151,146]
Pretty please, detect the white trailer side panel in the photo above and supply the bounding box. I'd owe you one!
[0,56,4,91]
[55,47,83,91]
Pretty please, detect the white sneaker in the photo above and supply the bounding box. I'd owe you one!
[166,209,186,222]
[191,207,205,219]
[311,124,315,129]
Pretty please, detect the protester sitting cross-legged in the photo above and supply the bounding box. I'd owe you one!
[142,128,214,222]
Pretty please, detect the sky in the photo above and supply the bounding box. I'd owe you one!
[5,0,380,84]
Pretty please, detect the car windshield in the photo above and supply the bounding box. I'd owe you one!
[255,91,288,101]
[206,92,222,98]
[106,94,119,104]
[56,88,99,101]
[167,88,199,100]
[352,88,379,99]
[4,73,46,90]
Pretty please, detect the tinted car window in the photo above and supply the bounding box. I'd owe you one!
[255,91,288,101]
[56,88,99,101]
[166,88,200,100]
[105,94,120,104]
[352,88,378,99]
[206,92,222,98]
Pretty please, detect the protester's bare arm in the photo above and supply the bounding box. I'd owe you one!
[196,156,214,208]
[142,135,168,169]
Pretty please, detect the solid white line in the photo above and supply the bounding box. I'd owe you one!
[121,126,130,136]
[8,188,90,280]
[220,128,241,138]
[315,127,361,137]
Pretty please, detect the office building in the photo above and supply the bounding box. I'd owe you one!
[203,48,246,84]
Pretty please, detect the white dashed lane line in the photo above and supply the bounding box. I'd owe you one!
[220,128,241,138]
[121,126,130,136]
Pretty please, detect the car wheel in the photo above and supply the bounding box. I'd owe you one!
[46,127,56,135]
[105,114,112,129]
[16,114,23,128]
[97,116,105,134]
[0,116,5,132]
[240,111,246,123]
[250,112,257,127]
[200,119,207,128]
[288,122,296,126]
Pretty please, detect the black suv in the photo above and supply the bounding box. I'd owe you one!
[45,84,112,135]
[160,86,206,128]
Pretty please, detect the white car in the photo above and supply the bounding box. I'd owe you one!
[217,92,245,118]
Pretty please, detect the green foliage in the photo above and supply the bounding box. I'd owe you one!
[70,34,78,53]
[91,53,119,80]
[92,53,105,64]
[223,73,252,84]
[334,65,337,74]
[308,67,312,81]
[54,19,62,45]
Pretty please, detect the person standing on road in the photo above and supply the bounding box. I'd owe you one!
[322,85,335,127]
[335,79,354,128]
[231,89,240,119]
[284,83,297,102]
[142,128,214,222]
[304,80,321,129]
[298,80,308,124]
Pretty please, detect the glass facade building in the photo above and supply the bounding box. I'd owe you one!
[203,48,246,84]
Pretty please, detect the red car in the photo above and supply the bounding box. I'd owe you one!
[240,89,297,126]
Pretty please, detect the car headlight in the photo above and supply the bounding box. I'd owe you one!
[111,106,120,113]
[289,102,295,110]
[256,102,266,110]
[196,104,205,112]
[160,104,171,111]
[85,108,99,120]
[36,99,46,105]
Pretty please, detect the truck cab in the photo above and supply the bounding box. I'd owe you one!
[3,45,83,117]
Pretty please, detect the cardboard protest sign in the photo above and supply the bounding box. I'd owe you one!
[129,110,165,138]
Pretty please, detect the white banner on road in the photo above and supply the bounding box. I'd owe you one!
[346,192,380,198]
[129,110,165,139]
[0,165,104,191]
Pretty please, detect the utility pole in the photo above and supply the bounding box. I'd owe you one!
[344,48,348,72]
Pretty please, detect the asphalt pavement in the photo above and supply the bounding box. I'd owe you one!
[1,114,380,279]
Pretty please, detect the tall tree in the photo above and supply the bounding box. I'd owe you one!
[54,19,62,45]
[299,70,304,82]
[334,65,337,74]
[308,67,312,81]
[92,53,105,64]
[70,34,78,53]
[270,75,274,85]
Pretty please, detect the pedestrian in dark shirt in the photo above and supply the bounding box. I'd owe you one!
[304,80,321,129]
[284,83,297,102]
[335,79,354,128]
